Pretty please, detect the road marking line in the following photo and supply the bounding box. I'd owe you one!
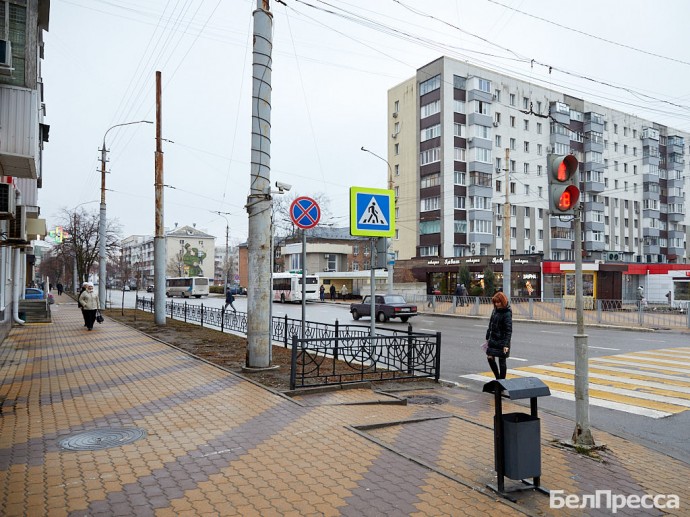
[590,346,620,351]
[505,369,690,409]
[553,361,690,385]
[459,374,671,418]
[540,330,563,334]
[592,357,690,374]
[508,357,528,362]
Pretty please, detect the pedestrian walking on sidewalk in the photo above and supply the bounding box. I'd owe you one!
[485,291,512,379]
[77,281,89,327]
[224,289,237,313]
[319,284,325,302]
[57,282,63,296]
[330,284,336,301]
[78,282,100,331]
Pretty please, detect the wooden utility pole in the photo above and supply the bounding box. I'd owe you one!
[154,71,166,325]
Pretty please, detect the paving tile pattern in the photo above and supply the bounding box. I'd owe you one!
[1,305,688,516]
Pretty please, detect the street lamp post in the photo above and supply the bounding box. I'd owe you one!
[361,146,395,295]
[214,211,232,288]
[99,120,152,309]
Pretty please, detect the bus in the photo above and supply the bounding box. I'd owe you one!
[272,271,319,303]
[165,277,210,298]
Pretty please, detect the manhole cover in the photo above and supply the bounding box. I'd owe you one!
[406,395,448,405]
[59,428,147,451]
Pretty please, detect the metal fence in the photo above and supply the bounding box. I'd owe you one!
[409,295,690,330]
[135,297,443,388]
[289,330,442,390]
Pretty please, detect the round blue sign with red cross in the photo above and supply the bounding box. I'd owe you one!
[290,196,321,230]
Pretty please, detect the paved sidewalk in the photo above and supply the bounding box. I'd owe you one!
[0,303,688,516]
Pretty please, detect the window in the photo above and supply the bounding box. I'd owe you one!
[525,229,531,239]
[453,75,466,89]
[523,119,529,131]
[633,147,637,156]
[419,245,439,257]
[470,220,492,233]
[474,148,491,163]
[624,163,628,173]
[536,101,542,113]
[538,229,544,240]
[510,182,516,194]
[454,171,466,185]
[538,186,543,197]
[495,112,501,124]
[454,196,465,209]
[614,142,618,152]
[510,227,517,238]
[523,163,529,174]
[477,78,491,92]
[623,127,628,137]
[353,244,359,256]
[524,141,530,153]
[624,144,628,154]
[420,147,440,165]
[419,74,441,95]
[524,184,530,195]
[525,207,530,217]
[474,100,490,115]
[614,123,618,134]
[454,123,465,137]
[395,164,399,176]
[537,165,542,176]
[453,100,466,113]
[454,147,467,161]
[421,196,440,211]
[510,116,516,127]
[510,160,516,173]
[394,143,399,155]
[420,124,441,141]
[495,135,502,147]
[393,100,399,113]
[495,180,502,192]
[537,144,542,155]
[421,100,440,118]
[475,125,491,139]
[420,173,440,188]
[523,97,529,109]
[420,220,441,234]
[470,196,491,210]
[537,122,542,134]
[510,138,516,150]
[494,89,501,102]
[509,93,515,106]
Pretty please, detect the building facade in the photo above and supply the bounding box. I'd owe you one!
[388,57,689,287]
[0,0,50,342]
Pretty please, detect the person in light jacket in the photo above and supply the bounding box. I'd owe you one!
[78,282,100,331]
[485,291,512,379]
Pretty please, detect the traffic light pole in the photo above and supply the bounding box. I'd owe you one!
[502,147,511,298]
[572,205,595,446]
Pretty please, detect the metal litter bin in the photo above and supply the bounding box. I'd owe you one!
[503,412,541,480]
[483,377,551,498]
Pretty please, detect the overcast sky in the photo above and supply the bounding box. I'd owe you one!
[41,0,690,245]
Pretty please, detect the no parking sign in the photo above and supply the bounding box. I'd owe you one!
[290,196,321,230]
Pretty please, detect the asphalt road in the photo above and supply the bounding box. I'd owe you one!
[110,291,690,464]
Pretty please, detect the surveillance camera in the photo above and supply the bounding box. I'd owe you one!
[275,181,292,191]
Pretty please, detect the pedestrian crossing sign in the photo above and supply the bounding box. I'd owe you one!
[350,187,395,237]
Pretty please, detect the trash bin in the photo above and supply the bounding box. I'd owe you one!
[483,377,551,497]
[503,412,541,480]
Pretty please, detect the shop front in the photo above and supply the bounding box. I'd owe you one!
[399,254,543,299]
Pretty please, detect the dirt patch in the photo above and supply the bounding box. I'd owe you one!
[105,309,294,391]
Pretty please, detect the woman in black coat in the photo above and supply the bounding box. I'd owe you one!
[485,291,512,379]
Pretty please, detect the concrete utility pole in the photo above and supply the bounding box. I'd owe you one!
[214,211,231,287]
[573,204,595,446]
[154,71,166,325]
[361,146,395,295]
[246,0,273,369]
[502,147,511,299]
[99,120,152,310]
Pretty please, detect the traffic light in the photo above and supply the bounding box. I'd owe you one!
[548,154,580,216]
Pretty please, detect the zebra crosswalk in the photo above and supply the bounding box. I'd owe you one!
[462,347,690,418]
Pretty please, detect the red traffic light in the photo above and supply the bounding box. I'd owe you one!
[558,185,580,211]
[552,154,578,182]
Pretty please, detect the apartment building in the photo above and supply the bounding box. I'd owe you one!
[388,57,689,290]
[0,0,50,341]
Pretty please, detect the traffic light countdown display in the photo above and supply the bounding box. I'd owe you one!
[548,154,580,216]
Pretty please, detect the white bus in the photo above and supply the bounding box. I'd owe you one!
[272,271,319,303]
[165,277,210,298]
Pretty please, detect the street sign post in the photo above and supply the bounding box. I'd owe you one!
[289,196,321,340]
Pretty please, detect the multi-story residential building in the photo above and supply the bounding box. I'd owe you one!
[0,0,50,342]
[121,225,217,287]
[388,57,689,294]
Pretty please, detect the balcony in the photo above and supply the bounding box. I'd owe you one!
[0,86,42,180]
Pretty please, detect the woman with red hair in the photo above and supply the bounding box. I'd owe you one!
[485,291,512,379]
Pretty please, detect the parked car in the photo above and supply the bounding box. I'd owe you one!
[227,285,246,296]
[350,294,418,323]
[24,288,45,300]
[146,285,154,293]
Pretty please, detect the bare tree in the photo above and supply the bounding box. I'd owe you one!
[51,207,122,285]
[166,248,185,277]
